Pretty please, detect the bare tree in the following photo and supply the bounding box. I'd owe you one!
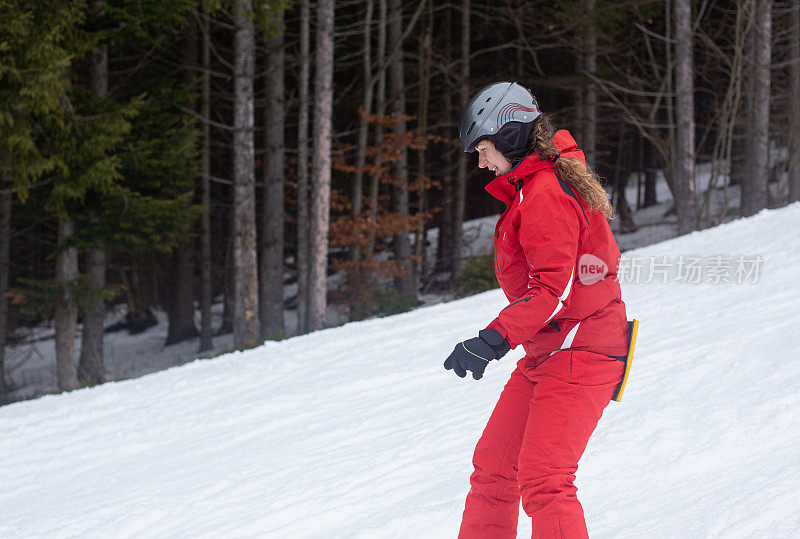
[55,217,80,391]
[674,0,698,233]
[583,1,713,226]
[698,1,746,226]
[232,0,260,347]
[367,0,387,258]
[352,0,374,263]
[583,0,597,167]
[435,6,455,280]
[414,2,433,283]
[308,0,335,331]
[296,0,311,335]
[742,0,772,216]
[452,0,470,285]
[388,0,415,297]
[260,10,286,340]
[665,0,677,190]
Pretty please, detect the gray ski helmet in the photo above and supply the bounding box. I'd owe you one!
[459,82,541,153]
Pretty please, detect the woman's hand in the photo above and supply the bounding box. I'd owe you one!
[443,328,511,380]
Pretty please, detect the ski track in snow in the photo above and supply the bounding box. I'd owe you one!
[2,203,800,538]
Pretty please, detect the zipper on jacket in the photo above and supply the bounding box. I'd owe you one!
[494,206,511,275]
[500,295,533,312]
[494,223,502,274]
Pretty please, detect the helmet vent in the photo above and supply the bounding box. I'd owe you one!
[466,121,476,136]
[486,97,491,102]
[477,108,484,115]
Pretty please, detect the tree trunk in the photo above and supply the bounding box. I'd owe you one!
[79,0,108,385]
[674,0,698,234]
[218,234,233,335]
[452,0,470,285]
[742,0,771,216]
[664,0,677,195]
[165,242,198,345]
[737,4,756,193]
[79,234,106,384]
[574,53,585,138]
[789,0,800,203]
[435,8,454,279]
[613,122,636,232]
[260,13,286,340]
[296,0,311,335]
[232,0,260,347]
[644,142,658,207]
[583,0,597,168]
[198,6,213,352]
[0,191,11,397]
[367,0,387,259]
[388,0,415,298]
[166,15,200,347]
[308,0,335,332]
[122,256,157,334]
[55,217,80,391]
[414,6,433,286]
[436,172,455,275]
[352,0,374,263]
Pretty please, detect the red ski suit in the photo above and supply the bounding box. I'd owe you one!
[459,130,628,538]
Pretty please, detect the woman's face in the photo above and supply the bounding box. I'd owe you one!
[475,139,512,176]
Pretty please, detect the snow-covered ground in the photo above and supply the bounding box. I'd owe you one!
[2,202,799,537]
[2,298,350,403]
[3,306,229,401]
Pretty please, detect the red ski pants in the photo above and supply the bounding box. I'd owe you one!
[458,350,624,539]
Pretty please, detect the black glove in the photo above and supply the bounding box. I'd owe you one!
[444,328,511,380]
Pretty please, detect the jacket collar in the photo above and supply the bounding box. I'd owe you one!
[484,129,586,205]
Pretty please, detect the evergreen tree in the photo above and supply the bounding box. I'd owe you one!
[8,0,201,391]
[0,0,87,393]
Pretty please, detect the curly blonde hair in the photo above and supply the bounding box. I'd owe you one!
[520,114,614,220]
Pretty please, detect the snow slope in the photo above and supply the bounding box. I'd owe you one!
[2,204,800,538]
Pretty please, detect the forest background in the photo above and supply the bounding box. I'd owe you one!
[1,0,798,402]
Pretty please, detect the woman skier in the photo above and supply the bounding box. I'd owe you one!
[444,81,631,538]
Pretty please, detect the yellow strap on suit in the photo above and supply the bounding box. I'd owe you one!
[612,319,639,403]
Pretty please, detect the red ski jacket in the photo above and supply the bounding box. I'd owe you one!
[484,129,629,360]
